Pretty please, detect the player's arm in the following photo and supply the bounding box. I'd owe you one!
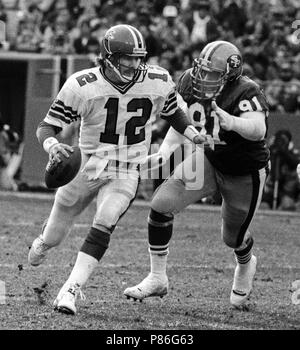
[142,71,204,175]
[164,71,206,144]
[146,107,205,171]
[160,90,205,144]
[141,107,203,177]
[212,100,266,141]
[36,121,74,162]
[162,107,205,144]
[37,80,85,162]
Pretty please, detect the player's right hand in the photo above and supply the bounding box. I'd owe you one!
[193,134,207,144]
[49,143,74,163]
[212,100,234,131]
[297,164,300,180]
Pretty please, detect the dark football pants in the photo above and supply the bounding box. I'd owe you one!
[151,149,268,249]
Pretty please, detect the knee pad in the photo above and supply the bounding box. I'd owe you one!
[151,190,176,215]
[55,181,79,206]
[93,202,127,232]
[93,191,133,231]
[55,168,94,210]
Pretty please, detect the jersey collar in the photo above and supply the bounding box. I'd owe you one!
[99,66,140,94]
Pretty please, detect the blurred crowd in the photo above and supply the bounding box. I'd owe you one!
[0,0,300,208]
[1,0,300,113]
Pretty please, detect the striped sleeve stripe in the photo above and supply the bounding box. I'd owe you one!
[165,93,177,102]
[49,108,77,123]
[55,99,79,115]
[165,95,177,106]
[166,92,176,102]
[162,92,177,113]
[48,110,72,124]
[162,101,178,114]
[51,105,80,121]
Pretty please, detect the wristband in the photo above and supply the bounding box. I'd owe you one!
[183,125,199,142]
[43,137,59,153]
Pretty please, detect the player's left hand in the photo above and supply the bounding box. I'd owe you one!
[212,100,234,131]
[297,164,300,180]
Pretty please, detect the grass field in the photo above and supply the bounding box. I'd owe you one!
[0,191,299,330]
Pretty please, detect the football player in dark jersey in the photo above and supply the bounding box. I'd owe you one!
[124,40,270,308]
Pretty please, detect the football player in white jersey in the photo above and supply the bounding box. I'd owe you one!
[27,24,205,315]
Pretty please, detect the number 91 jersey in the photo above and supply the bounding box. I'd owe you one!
[44,65,177,163]
[177,69,270,175]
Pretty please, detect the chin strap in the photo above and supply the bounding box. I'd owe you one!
[106,59,129,83]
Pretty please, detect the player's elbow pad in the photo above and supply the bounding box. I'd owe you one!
[232,117,266,141]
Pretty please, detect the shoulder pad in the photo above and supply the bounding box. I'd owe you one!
[236,76,265,98]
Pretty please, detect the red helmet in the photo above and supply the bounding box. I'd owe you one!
[99,24,148,83]
[191,41,243,100]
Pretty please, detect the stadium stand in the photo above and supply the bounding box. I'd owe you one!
[0,0,299,208]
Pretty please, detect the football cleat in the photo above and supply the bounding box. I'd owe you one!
[54,282,85,315]
[28,234,50,266]
[124,274,168,301]
[230,255,257,307]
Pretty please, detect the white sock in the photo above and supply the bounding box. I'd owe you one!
[150,251,168,279]
[67,251,98,287]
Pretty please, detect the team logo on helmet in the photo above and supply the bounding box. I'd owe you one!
[228,54,241,68]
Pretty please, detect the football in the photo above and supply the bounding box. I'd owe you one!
[45,146,82,189]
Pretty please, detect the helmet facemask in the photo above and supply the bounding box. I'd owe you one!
[191,57,228,100]
[105,53,148,83]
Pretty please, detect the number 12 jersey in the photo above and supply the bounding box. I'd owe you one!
[44,65,178,163]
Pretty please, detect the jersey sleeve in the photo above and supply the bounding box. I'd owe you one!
[44,76,86,128]
[160,85,178,117]
[233,82,269,116]
[147,66,177,118]
[177,92,189,116]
